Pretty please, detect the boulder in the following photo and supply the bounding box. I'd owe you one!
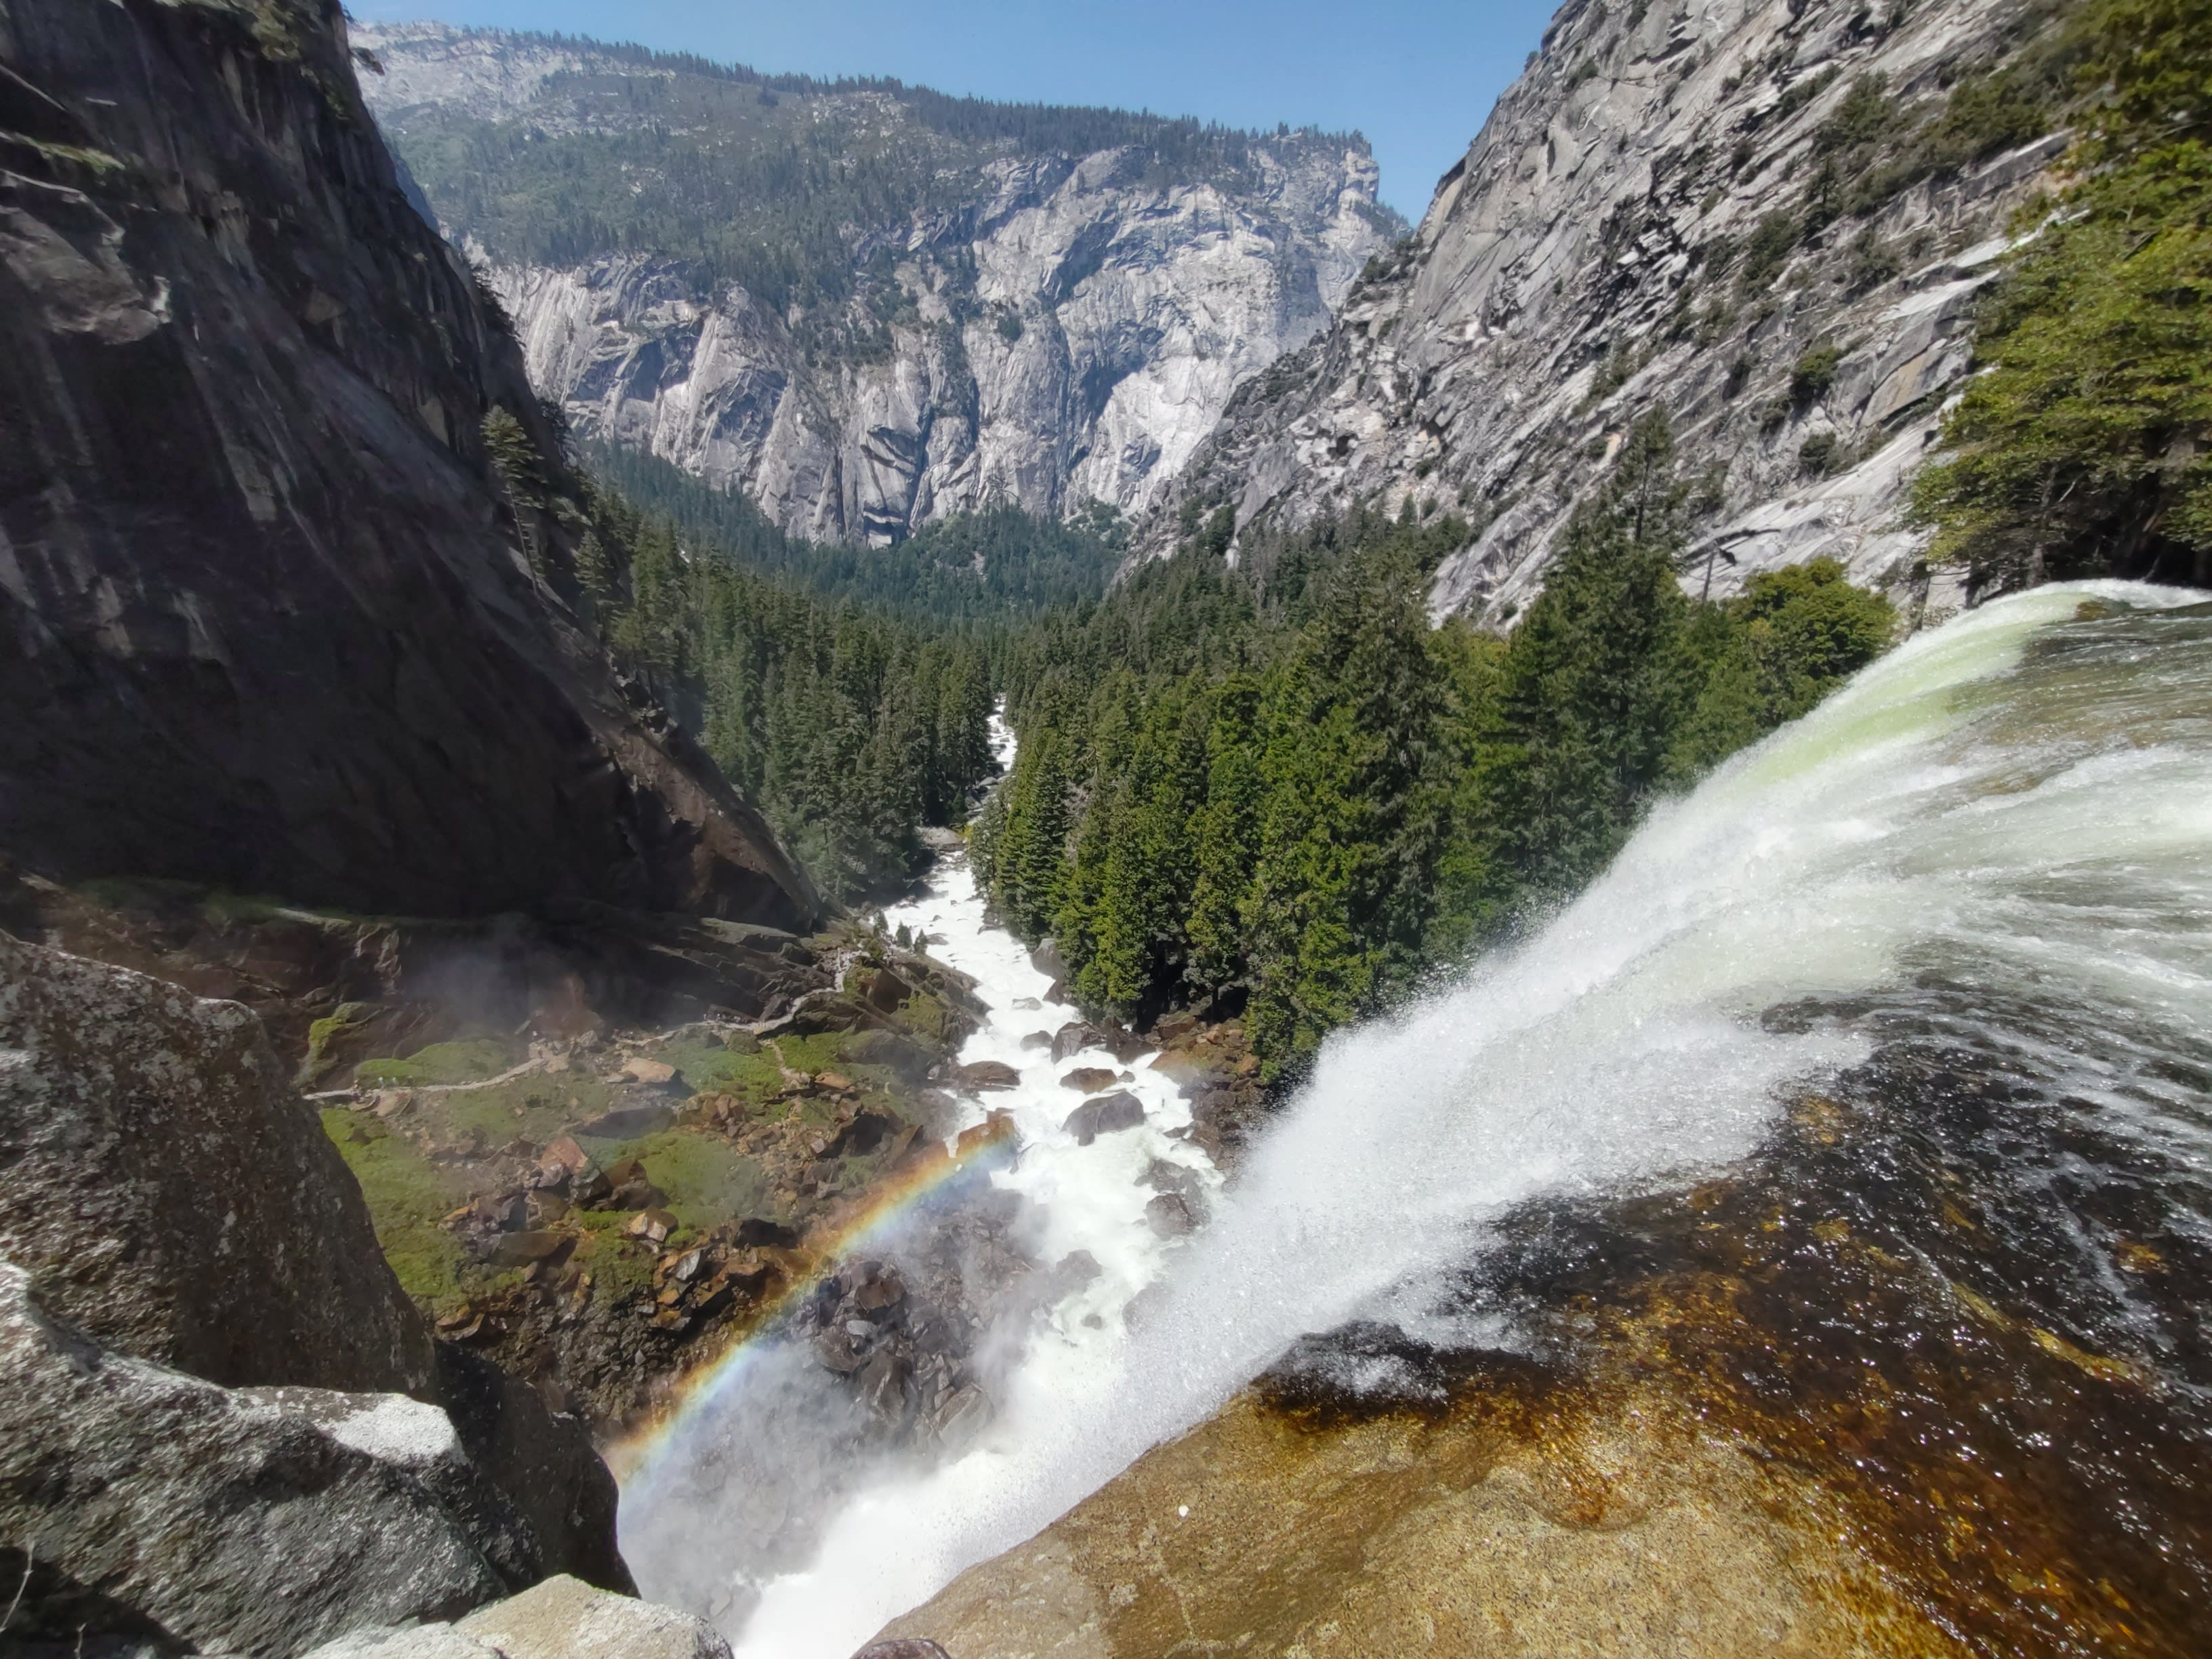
[0,930,429,1391]
[457,1574,731,1659]
[853,1643,953,1659]
[302,1574,732,1659]
[954,1110,1018,1158]
[1049,1021,1099,1063]
[1028,939,1069,981]
[1020,1029,1054,1050]
[0,1262,515,1657]
[1059,1067,1119,1094]
[953,1059,1022,1093]
[1151,1011,1201,1044]
[1147,1192,1195,1237]
[1063,1092,1146,1147]
[619,1057,678,1088]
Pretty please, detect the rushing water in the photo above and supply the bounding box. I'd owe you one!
[628,581,2212,1655]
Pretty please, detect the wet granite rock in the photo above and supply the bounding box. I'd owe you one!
[0,930,430,1393]
[304,1574,732,1659]
[953,1060,1023,1093]
[0,933,634,1647]
[0,1263,514,1658]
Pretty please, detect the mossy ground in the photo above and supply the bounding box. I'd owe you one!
[321,1023,915,1316]
[321,1108,495,1312]
[353,1037,516,1088]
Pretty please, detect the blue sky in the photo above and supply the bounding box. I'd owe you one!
[350,0,1563,219]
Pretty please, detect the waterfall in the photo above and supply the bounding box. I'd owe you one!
[632,581,2212,1655]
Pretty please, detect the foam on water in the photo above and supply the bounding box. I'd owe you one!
[633,581,2212,1656]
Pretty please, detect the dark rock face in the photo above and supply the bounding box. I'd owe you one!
[0,0,815,929]
[0,928,430,1392]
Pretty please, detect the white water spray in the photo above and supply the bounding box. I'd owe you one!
[647,582,2212,1656]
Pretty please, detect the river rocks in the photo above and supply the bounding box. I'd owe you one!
[954,1060,1024,1093]
[0,931,430,1393]
[0,1262,515,1656]
[304,1574,733,1659]
[1059,1067,1120,1094]
[956,1110,1019,1159]
[1146,1193,1196,1237]
[1063,1093,1146,1147]
[1051,1021,1151,1064]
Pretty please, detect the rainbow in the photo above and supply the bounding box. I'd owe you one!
[607,1118,1019,1488]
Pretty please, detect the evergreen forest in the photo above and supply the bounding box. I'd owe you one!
[583,442,1126,628]
[975,414,1893,1078]
[485,412,998,905]
[1911,0,2212,588]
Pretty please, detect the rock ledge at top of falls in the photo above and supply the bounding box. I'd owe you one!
[0,0,815,929]
[352,22,1402,545]
[1133,0,2066,623]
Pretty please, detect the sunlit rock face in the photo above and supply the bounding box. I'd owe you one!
[355,24,1399,544]
[1136,0,2067,623]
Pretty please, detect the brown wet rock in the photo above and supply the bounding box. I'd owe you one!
[1063,1093,1144,1147]
[954,1060,1023,1092]
[877,1378,1950,1659]
[1058,1067,1118,1094]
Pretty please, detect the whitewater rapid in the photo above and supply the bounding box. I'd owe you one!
[640,581,2212,1656]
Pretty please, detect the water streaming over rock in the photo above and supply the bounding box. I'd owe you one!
[628,581,2212,1656]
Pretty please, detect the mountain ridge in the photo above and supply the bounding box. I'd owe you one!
[354,21,1402,545]
[1133,0,2074,625]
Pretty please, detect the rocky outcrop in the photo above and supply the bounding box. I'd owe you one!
[0,933,631,1652]
[1139,0,2068,621]
[304,1574,733,1659]
[0,1264,529,1657]
[0,0,815,928]
[0,928,430,1392]
[354,24,1399,544]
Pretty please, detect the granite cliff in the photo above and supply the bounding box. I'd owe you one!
[0,0,815,928]
[352,23,1401,545]
[1138,0,2072,621]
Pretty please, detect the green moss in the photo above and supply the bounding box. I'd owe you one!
[301,1001,380,1084]
[632,1130,771,1231]
[321,1109,476,1311]
[354,1038,514,1088]
[424,1073,619,1148]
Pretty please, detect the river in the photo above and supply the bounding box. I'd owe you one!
[628,581,2212,1656]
